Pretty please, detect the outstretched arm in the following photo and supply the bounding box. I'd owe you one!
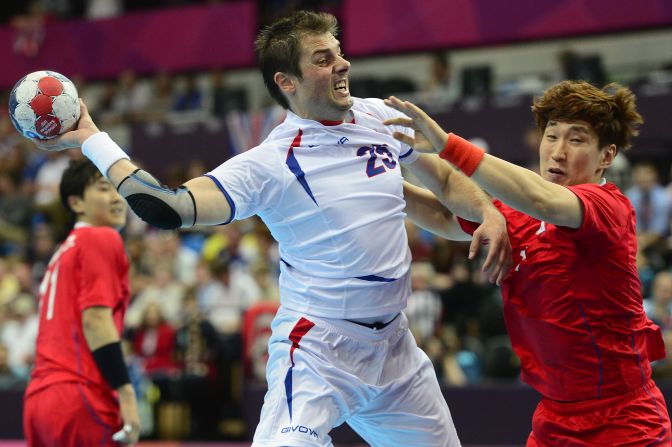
[403,180,512,285]
[385,96,584,228]
[403,181,471,241]
[32,101,232,228]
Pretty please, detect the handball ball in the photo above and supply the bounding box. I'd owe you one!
[8,70,80,140]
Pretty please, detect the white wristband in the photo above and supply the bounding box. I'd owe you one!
[81,132,130,178]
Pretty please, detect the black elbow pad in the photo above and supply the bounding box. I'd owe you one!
[118,170,197,229]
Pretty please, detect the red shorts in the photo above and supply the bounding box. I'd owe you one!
[527,380,671,446]
[24,381,121,447]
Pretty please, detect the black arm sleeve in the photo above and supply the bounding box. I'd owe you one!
[91,341,131,389]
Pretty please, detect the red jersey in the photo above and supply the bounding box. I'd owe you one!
[26,224,130,400]
[459,182,665,401]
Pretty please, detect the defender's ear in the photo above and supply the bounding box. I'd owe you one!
[600,144,617,170]
[68,195,85,215]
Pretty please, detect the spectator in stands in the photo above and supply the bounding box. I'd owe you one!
[0,171,32,255]
[0,342,24,389]
[250,261,280,302]
[0,260,20,306]
[405,221,433,262]
[626,161,671,272]
[132,301,178,377]
[172,73,204,112]
[1,294,38,379]
[143,72,175,122]
[150,231,199,286]
[406,261,441,340]
[174,290,223,439]
[32,151,71,209]
[10,1,48,58]
[197,255,260,335]
[125,261,186,328]
[627,162,670,238]
[95,81,121,124]
[520,126,542,172]
[418,51,459,107]
[644,270,672,330]
[210,69,248,116]
[27,223,57,284]
[112,69,152,122]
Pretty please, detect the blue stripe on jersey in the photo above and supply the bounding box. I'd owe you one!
[577,303,603,398]
[286,129,318,206]
[355,274,397,282]
[284,367,294,421]
[400,148,414,159]
[203,174,236,224]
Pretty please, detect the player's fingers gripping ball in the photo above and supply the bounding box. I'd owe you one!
[8,70,80,139]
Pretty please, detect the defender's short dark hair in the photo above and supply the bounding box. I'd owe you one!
[59,158,103,215]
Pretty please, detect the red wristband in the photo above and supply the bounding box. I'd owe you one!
[439,133,485,176]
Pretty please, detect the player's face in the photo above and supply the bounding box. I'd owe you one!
[74,176,127,229]
[539,120,614,186]
[290,33,352,121]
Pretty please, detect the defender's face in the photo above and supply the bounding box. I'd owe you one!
[539,120,610,186]
[290,33,352,121]
[73,176,127,229]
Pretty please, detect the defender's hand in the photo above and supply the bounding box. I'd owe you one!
[470,207,512,286]
[383,96,449,153]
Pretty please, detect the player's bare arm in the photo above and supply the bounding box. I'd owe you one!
[32,101,232,228]
[82,306,140,445]
[82,306,123,350]
[402,153,512,285]
[384,96,585,229]
[403,181,470,241]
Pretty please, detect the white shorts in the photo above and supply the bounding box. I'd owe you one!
[252,307,461,447]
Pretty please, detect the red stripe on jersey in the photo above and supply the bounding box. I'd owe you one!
[286,129,303,161]
[288,317,315,365]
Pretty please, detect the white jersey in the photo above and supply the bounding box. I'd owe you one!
[206,97,420,319]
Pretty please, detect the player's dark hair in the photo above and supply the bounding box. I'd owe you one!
[255,10,339,109]
[531,80,643,151]
[59,158,102,217]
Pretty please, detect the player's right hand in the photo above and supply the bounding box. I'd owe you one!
[31,100,100,152]
[115,384,141,445]
[471,205,512,286]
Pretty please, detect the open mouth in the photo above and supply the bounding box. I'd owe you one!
[548,168,564,176]
[334,79,348,94]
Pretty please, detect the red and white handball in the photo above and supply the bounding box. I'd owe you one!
[8,70,80,139]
